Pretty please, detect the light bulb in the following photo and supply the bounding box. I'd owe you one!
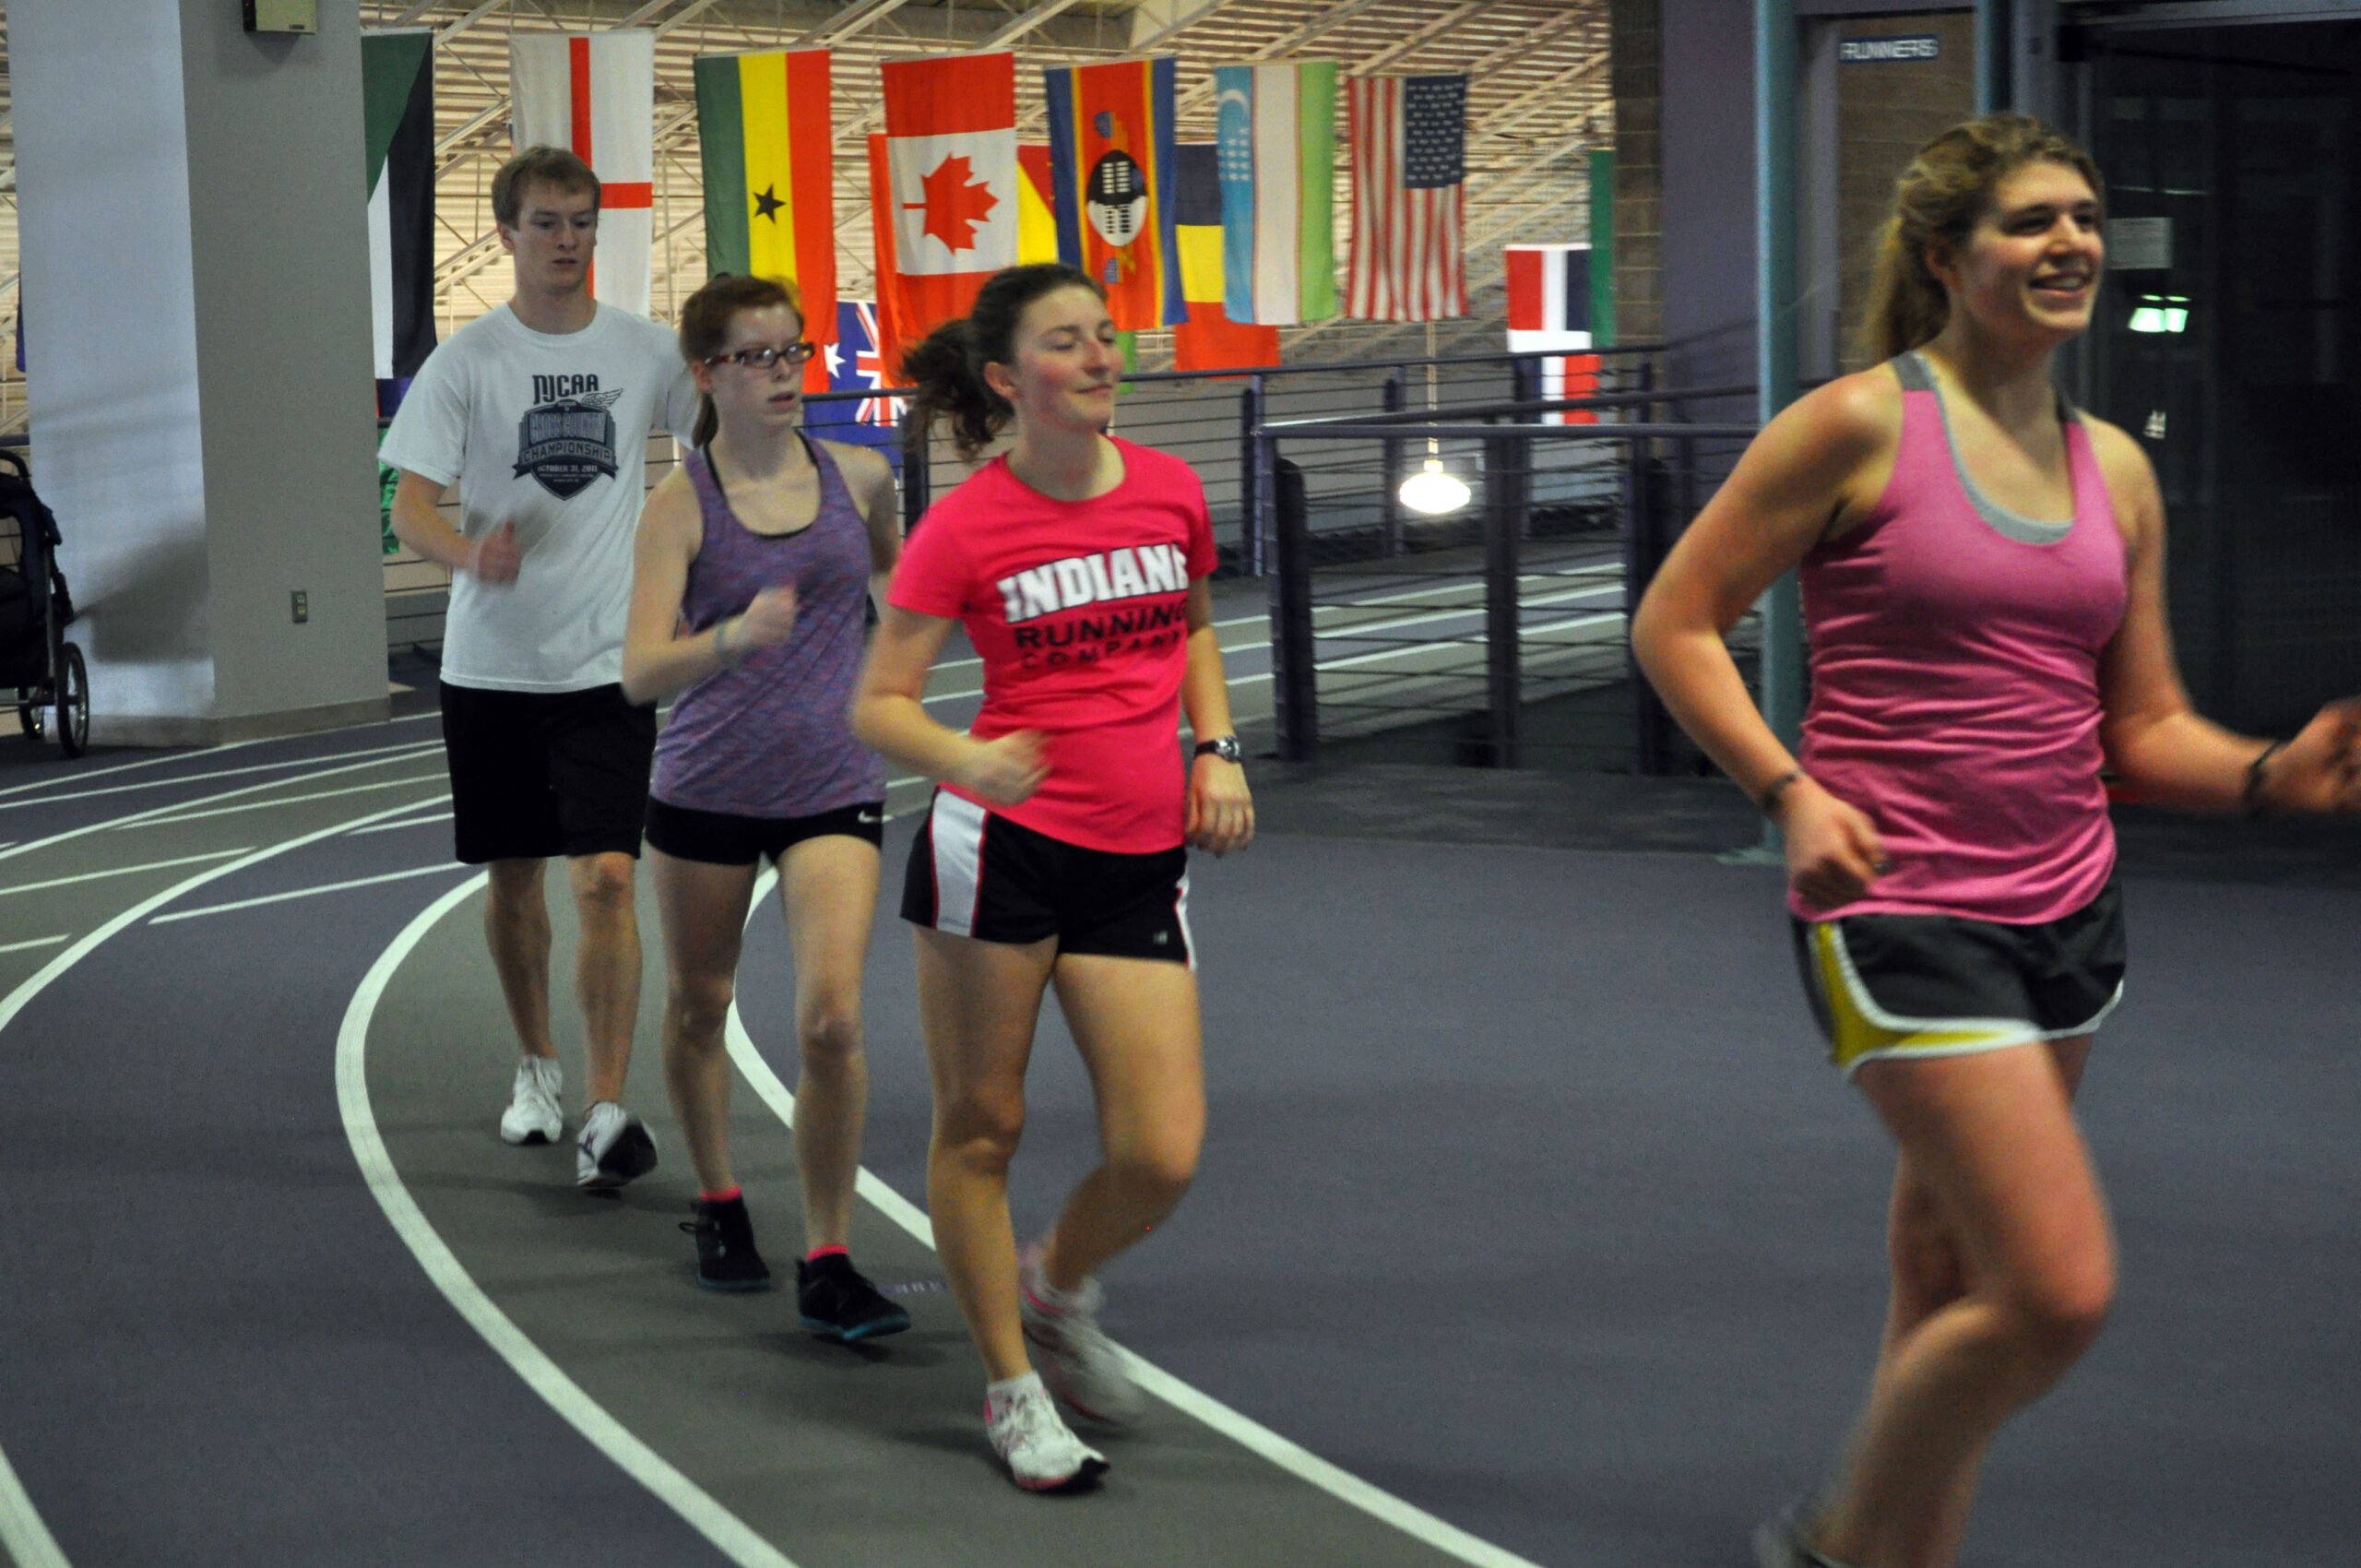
[1398,458,1471,517]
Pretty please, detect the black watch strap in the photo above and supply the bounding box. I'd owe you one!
[1193,735,1241,763]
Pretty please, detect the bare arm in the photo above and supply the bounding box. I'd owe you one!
[389,469,519,582]
[852,607,1046,805]
[2092,421,2361,812]
[1180,577,1252,854]
[1630,372,1897,909]
[822,440,904,602]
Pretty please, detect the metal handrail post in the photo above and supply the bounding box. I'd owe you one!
[1482,431,1525,768]
[897,409,931,532]
[1265,440,1319,762]
[1239,375,1265,576]
[1381,368,1406,556]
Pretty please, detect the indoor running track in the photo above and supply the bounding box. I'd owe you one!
[1,716,2355,1568]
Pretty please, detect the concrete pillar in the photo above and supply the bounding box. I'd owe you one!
[13,0,390,746]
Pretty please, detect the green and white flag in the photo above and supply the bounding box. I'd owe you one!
[363,30,435,382]
[1213,61,1338,326]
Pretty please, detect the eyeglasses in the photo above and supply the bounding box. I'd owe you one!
[705,342,817,370]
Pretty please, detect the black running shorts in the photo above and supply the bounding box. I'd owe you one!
[900,790,1192,965]
[645,797,885,866]
[438,681,657,864]
[1791,881,2127,1078]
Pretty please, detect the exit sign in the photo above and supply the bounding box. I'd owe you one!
[1840,35,1941,63]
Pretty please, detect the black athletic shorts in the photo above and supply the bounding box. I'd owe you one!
[899,790,1192,965]
[1791,881,2127,1078]
[438,681,657,864]
[645,797,885,866]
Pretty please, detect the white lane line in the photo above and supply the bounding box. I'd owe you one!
[0,740,445,814]
[0,1441,69,1568]
[722,865,1544,1568]
[337,878,802,1568]
[0,849,255,898]
[0,750,457,867]
[152,862,476,925]
[122,775,448,830]
[0,935,69,956]
[0,712,441,802]
[346,809,455,837]
[0,793,460,1568]
[1224,611,1624,687]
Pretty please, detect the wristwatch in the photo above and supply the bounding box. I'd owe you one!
[1193,735,1242,764]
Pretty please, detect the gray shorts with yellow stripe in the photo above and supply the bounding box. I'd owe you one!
[1791,883,2126,1078]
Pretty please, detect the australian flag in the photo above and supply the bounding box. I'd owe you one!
[803,301,906,465]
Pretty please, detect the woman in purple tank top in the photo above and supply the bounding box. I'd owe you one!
[620,276,909,1342]
[1634,118,2361,1568]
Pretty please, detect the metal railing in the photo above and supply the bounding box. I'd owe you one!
[1252,381,1757,774]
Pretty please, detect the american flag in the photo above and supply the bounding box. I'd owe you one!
[1347,74,1467,322]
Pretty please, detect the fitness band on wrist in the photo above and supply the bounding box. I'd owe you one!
[1758,768,1806,818]
[2242,739,2288,817]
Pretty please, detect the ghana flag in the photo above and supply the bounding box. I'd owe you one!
[695,49,837,348]
[1042,58,1184,331]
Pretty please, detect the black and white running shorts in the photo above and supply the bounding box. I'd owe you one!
[1791,881,2126,1078]
[900,790,1192,965]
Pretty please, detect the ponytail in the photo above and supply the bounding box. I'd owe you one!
[899,263,1106,461]
[1858,113,2104,363]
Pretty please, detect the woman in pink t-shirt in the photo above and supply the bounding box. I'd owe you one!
[853,264,1254,1492]
[1632,117,2361,1568]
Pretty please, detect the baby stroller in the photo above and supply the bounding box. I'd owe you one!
[0,448,89,757]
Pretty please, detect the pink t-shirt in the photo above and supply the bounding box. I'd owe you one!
[890,437,1217,855]
[1795,358,2128,923]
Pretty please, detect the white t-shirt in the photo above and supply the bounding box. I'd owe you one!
[382,303,699,692]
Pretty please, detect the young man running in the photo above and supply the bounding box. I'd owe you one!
[385,147,698,1190]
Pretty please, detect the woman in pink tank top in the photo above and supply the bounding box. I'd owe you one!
[1633,117,2361,1568]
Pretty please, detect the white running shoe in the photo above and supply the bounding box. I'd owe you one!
[986,1376,1109,1493]
[1753,1504,1858,1568]
[1018,1244,1145,1424]
[498,1057,564,1146]
[575,1100,658,1190]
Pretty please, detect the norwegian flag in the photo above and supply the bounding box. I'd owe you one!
[1347,74,1467,322]
[805,300,905,461]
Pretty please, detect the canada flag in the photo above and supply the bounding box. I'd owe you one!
[880,53,1021,358]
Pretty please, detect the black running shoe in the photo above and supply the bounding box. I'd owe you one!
[797,1253,912,1341]
[680,1195,773,1291]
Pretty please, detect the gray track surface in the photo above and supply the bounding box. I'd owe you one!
[1,717,2356,1568]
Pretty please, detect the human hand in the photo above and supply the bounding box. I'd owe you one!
[2252,699,2361,813]
[959,731,1049,807]
[468,520,522,583]
[1783,778,1888,913]
[734,585,801,651]
[1186,754,1255,856]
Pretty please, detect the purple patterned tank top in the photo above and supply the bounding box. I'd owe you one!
[650,438,888,819]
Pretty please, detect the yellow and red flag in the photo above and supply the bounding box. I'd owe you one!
[1016,144,1060,265]
[1171,142,1278,374]
[1041,59,1184,331]
[694,48,836,360]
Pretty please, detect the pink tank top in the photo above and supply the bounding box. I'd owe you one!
[1793,353,2128,923]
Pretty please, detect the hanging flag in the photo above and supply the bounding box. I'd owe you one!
[1347,73,1468,323]
[694,48,836,347]
[1017,144,1061,265]
[1040,59,1184,331]
[1171,143,1278,374]
[363,30,436,389]
[511,31,657,315]
[805,300,907,462]
[1213,61,1337,327]
[880,53,1021,355]
[1505,243,1598,424]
